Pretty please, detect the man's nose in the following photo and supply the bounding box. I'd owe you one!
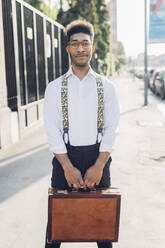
[77,44,84,51]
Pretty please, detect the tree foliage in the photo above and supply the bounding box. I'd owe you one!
[40,2,58,19]
[24,0,111,73]
[95,0,110,60]
[57,0,110,69]
[118,41,127,66]
[25,0,42,9]
[24,0,57,19]
[58,0,98,27]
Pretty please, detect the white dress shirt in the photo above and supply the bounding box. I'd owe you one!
[44,66,120,154]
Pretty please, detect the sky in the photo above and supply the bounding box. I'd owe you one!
[117,0,165,57]
[45,0,165,58]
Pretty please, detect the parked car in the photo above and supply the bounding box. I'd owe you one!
[154,70,165,99]
[149,70,157,93]
[148,69,155,88]
[134,68,144,79]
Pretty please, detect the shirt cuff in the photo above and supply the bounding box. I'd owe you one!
[99,143,114,153]
[49,145,67,154]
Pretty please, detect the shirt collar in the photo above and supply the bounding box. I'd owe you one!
[65,65,97,79]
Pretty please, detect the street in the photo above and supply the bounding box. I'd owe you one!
[0,72,165,248]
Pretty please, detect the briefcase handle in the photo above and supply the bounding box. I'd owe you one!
[71,185,96,192]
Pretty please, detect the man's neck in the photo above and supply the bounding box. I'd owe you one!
[72,64,90,80]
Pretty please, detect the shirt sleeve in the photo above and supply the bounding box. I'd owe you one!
[99,81,120,153]
[44,81,67,154]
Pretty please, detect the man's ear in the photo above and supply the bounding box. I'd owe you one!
[92,45,95,53]
[66,46,70,54]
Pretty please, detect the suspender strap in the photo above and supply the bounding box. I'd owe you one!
[61,74,104,144]
[61,74,69,143]
[96,75,104,143]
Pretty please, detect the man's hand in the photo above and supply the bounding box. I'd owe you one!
[54,153,85,189]
[84,165,103,188]
[84,152,111,189]
[64,166,85,189]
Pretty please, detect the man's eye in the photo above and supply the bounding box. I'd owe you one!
[71,42,78,47]
[83,42,90,46]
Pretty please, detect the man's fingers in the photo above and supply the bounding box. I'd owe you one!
[96,180,100,185]
[84,173,87,180]
[85,179,92,188]
[84,177,88,184]
[73,184,79,190]
[75,170,85,188]
[89,182,95,188]
[65,167,86,189]
[75,177,83,189]
[68,181,72,187]
[79,177,85,187]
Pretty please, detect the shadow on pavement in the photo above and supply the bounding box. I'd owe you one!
[0,143,48,164]
[0,144,52,203]
[120,106,143,116]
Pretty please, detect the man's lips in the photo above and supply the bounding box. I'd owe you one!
[75,54,88,58]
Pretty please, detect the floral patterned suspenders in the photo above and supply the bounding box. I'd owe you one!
[96,75,104,143]
[61,74,69,143]
[61,74,104,144]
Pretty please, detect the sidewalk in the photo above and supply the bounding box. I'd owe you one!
[112,72,165,248]
[0,72,165,248]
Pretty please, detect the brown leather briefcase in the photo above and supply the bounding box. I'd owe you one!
[47,187,121,243]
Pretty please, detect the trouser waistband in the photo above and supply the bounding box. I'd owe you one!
[66,142,100,152]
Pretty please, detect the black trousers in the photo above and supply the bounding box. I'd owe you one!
[45,143,112,248]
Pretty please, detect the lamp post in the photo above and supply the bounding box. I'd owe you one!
[144,0,148,106]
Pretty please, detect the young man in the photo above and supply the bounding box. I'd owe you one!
[44,20,120,248]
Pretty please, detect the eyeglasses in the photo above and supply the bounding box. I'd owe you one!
[68,40,92,49]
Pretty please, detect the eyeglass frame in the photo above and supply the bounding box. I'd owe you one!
[67,40,93,49]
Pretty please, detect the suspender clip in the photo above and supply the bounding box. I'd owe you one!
[63,129,69,144]
[63,133,69,144]
[96,132,103,144]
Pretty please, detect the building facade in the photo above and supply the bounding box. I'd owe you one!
[108,0,118,61]
[0,0,69,150]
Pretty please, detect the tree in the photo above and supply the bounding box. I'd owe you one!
[118,41,127,66]
[40,2,58,19]
[57,0,110,73]
[24,0,58,19]
[25,0,42,9]
[94,0,110,60]
[57,0,98,27]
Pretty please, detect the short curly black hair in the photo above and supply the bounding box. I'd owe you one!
[65,20,94,42]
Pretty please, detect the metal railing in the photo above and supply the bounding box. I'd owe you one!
[2,0,69,134]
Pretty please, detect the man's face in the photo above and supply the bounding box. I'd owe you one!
[66,32,95,67]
